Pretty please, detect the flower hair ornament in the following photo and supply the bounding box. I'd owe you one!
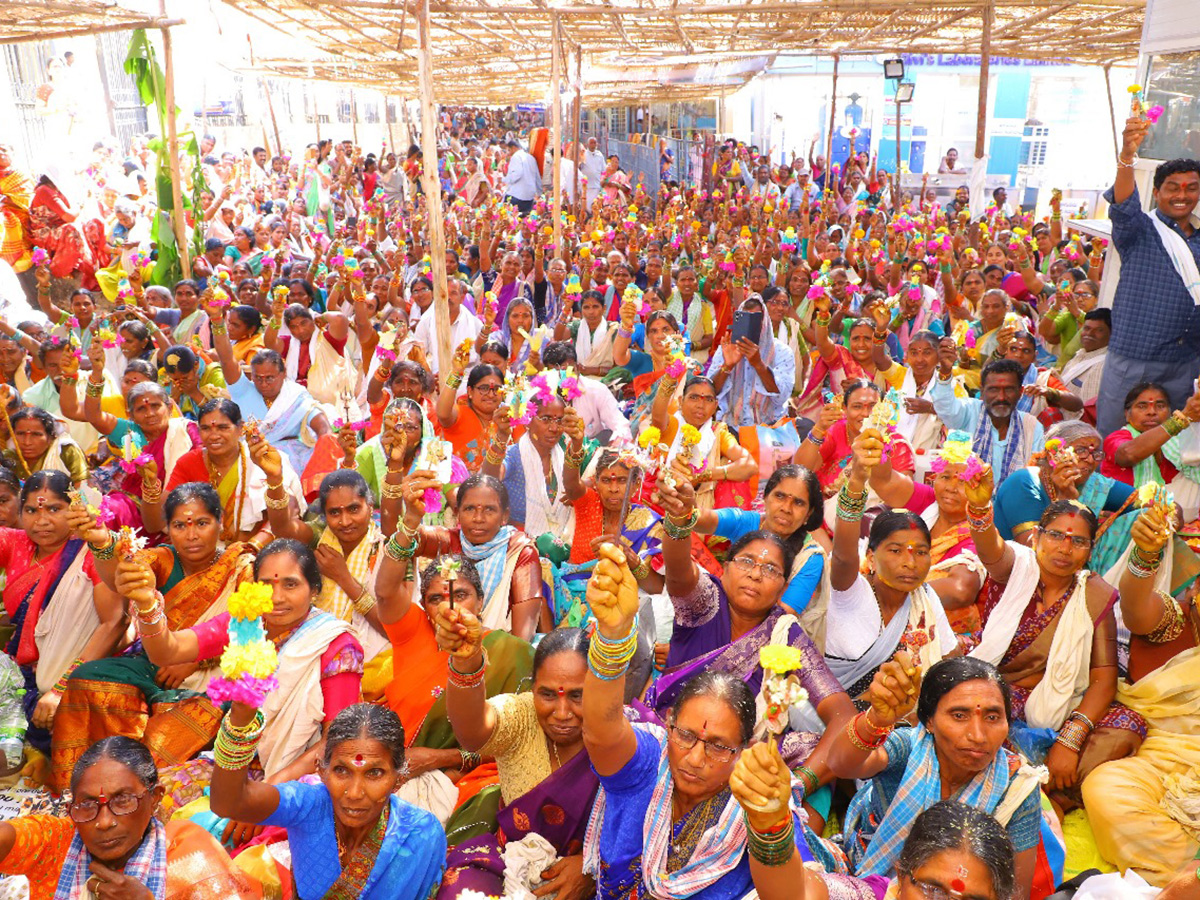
[930,430,984,480]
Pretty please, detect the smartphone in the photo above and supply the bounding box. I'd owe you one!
[730,309,763,344]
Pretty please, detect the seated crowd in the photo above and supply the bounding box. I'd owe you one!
[0,107,1198,900]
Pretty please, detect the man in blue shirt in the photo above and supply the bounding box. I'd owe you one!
[1097,115,1200,435]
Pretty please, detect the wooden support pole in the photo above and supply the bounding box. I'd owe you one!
[158,6,189,277]
[574,46,582,207]
[825,53,839,197]
[386,95,398,154]
[551,14,563,251]
[1103,63,1119,159]
[416,0,452,389]
[352,89,360,146]
[974,0,992,160]
[263,76,283,156]
[93,34,117,139]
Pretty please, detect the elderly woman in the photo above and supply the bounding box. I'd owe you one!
[211,703,446,899]
[652,472,855,835]
[828,657,1043,899]
[435,626,647,891]
[964,467,1145,813]
[1,736,255,900]
[71,371,200,536]
[580,544,874,900]
[50,482,260,792]
[374,546,534,826]
[490,251,535,322]
[0,471,125,754]
[710,294,796,428]
[387,472,543,640]
[158,344,226,422]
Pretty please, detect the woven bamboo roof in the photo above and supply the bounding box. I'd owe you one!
[0,0,178,45]
[221,0,1145,104]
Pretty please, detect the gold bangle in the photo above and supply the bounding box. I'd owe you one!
[264,492,289,510]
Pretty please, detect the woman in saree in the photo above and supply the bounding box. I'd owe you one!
[827,657,1043,899]
[580,547,875,900]
[0,143,33,273]
[651,474,855,835]
[689,464,828,633]
[555,289,617,377]
[159,344,226,422]
[436,626,634,896]
[0,470,125,754]
[1100,382,1181,489]
[962,466,1145,815]
[50,482,259,792]
[795,301,881,420]
[795,379,917,531]
[226,305,265,371]
[76,378,200,536]
[499,294,537,373]
[163,280,210,348]
[824,430,955,706]
[545,449,664,630]
[2,406,88,487]
[211,702,445,900]
[765,285,810,398]
[388,471,543,641]
[893,801,1018,900]
[1081,503,1200,885]
[145,398,302,545]
[483,385,585,541]
[251,459,392,674]
[438,357,504,474]
[612,306,681,428]
[1,736,258,900]
[374,546,534,828]
[29,167,107,287]
[867,433,987,635]
[114,537,362,843]
[955,290,1012,392]
[355,397,466,525]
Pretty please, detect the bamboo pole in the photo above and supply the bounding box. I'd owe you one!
[974,0,992,160]
[574,45,582,207]
[263,76,283,156]
[158,5,189,277]
[416,0,452,388]
[1103,63,1119,159]
[551,14,563,251]
[825,53,839,198]
[352,89,360,146]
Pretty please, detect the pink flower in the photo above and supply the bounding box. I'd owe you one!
[31,248,50,267]
[1145,105,1165,124]
[806,285,825,300]
[261,256,276,270]
[377,348,397,363]
[665,357,687,380]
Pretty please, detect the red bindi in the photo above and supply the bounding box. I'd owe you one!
[353,754,365,766]
[951,880,966,894]
[556,687,565,698]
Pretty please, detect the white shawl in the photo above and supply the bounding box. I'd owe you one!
[968,543,1093,729]
[1150,213,1200,307]
[33,549,98,695]
[257,610,353,777]
[517,433,575,540]
[576,319,613,370]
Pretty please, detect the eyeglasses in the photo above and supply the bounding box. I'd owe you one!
[728,555,785,581]
[1039,528,1092,550]
[68,790,150,824]
[667,724,741,763]
[472,384,501,395]
[536,414,566,427]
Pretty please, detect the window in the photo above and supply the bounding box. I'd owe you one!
[1141,51,1200,162]
[1020,123,1050,167]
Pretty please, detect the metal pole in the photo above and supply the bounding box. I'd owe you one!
[895,95,902,211]
[1103,63,1120,159]
[416,0,452,388]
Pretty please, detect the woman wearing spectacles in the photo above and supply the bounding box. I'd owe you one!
[651,475,854,839]
[828,657,1042,899]
[580,543,876,900]
[894,801,1017,900]
[963,463,1142,818]
[0,736,254,900]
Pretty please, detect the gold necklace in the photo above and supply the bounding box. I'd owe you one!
[549,737,563,770]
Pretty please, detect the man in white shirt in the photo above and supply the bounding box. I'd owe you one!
[542,341,632,444]
[414,278,482,376]
[502,139,541,213]
[580,137,606,206]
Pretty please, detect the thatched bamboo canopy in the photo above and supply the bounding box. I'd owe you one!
[0,0,181,45]
[223,0,1144,104]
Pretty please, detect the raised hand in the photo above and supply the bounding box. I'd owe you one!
[1130,504,1170,556]
[246,433,283,481]
[67,504,110,546]
[585,542,639,638]
[963,463,995,509]
[730,740,792,832]
[432,604,484,659]
[867,649,920,728]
